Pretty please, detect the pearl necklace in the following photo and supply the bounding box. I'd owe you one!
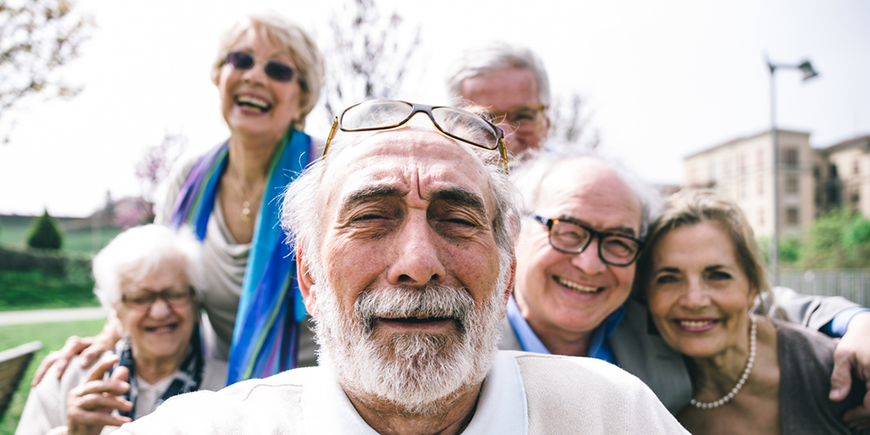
[690,315,757,409]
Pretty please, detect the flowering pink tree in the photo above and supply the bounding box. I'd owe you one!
[113,133,186,228]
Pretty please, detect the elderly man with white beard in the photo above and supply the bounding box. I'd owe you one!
[115,100,688,435]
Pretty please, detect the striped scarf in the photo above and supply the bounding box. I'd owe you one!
[114,324,204,418]
[168,129,314,384]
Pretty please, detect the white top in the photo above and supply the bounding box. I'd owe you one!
[115,351,689,434]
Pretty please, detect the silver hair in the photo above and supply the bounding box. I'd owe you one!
[91,225,204,310]
[281,121,521,280]
[510,147,662,238]
[445,42,551,107]
[211,11,325,130]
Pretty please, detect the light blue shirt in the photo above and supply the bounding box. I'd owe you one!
[506,295,625,365]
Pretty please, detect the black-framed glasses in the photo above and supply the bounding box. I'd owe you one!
[532,215,645,267]
[121,285,194,311]
[223,51,296,82]
[324,100,509,171]
[485,104,547,133]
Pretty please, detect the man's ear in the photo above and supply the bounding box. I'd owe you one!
[501,256,517,318]
[296,243,318,317]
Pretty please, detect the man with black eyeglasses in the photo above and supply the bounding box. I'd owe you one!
[446,42,551,157]
[503,149,870,428]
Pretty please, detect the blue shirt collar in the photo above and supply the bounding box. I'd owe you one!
[506,294,625,365]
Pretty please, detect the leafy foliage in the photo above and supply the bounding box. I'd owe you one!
[795,208,870,269]
[25,209,62,250]
[0,0,93,128]
[320,0,420,120]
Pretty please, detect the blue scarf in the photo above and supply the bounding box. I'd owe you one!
[168,129,314,384]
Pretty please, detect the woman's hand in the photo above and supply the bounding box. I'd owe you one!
[66,355,133,435]
[32,316,122,386]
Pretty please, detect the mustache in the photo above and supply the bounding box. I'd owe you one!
[354,284,475,333]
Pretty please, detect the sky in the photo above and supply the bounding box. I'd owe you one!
[1,0,869,217]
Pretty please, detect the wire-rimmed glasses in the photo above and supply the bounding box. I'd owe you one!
[324,100,509,171]
[121,285,194,311]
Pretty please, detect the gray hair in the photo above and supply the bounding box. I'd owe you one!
[445,42,551,108]
[211,11,325,130]
[281,125,521,284]
[92,225,203,310]
[510,147,662,238]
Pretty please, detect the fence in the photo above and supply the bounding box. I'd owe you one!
[779,269,870,306]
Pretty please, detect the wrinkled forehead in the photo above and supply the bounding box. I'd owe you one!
[321,128,494,213]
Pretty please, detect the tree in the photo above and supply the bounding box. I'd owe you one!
[548,91,600,150]
[0,0,93,128]
[796,208,870,269]
[320,0,420,121]
[114,133,186,228]
[26,209,63,250]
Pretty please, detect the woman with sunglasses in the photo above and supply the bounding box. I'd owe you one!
[33,12,325,387]
[18,225,227,434]
[636,189,867,434]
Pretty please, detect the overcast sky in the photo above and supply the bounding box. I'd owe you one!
[1,0,868,217]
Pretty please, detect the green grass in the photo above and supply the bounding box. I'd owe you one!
[0,319,106,435]
[0,270,99,311]
[0,215,122,255]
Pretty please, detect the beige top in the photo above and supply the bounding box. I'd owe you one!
[116,351,689,434]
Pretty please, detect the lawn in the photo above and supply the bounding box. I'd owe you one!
[0,319,106,435]
[0,215,122,255]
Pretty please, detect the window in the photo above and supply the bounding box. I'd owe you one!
[855,159,861,175]
[739,155,746,175]
[786,207,799,225]
[757,149,764,170]
[785,176,798,194]
[758,178,764,195]
[829,164,838,178]
[783,148,798,167]
[813,165,820,179]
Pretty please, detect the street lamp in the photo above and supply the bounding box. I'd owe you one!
[766,57,819,286]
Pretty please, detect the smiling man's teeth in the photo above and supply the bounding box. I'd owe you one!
[679,320,715,328]
[555,276,599,293]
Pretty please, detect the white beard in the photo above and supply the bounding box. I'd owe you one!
[312,275,507,416]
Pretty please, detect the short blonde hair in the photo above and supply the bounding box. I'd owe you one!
[211,12,325,130]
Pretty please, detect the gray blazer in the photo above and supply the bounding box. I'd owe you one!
[498,287,860,414]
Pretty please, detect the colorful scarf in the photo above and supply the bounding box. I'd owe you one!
[113,324,204,419]
[168,129,314,384]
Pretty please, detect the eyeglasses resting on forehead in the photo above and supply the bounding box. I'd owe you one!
[223,51,296,82]
[532,214,645,267]
[324,100,509,172]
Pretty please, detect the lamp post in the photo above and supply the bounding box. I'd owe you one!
[766,57,819,286]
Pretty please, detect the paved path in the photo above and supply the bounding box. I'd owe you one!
[0,307,109,326]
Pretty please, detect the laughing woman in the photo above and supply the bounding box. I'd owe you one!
[17,225,226,435]
[637,189,867,435]
[33,11,325,388]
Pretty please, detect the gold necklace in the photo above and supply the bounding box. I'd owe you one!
[227,163,264,223]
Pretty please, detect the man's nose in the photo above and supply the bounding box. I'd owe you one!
[386,213,446,286]
[569,238,607,275]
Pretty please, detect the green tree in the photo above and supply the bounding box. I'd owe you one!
[26,209,63,250]
[797,208,870,269]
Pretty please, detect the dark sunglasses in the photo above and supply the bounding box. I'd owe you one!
[224,51,296,82]
[325,100,509,172]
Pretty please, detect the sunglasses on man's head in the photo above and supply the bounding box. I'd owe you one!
[224,51,296,82]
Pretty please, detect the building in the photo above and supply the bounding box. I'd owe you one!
[819,135,870,218]
[684,129,817,238]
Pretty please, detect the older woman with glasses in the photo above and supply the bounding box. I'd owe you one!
[17,225,227,434]
[34,11,326,387]
[637,189,867,434]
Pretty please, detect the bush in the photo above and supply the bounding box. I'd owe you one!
[26,210,63,250]
[0,247,96,310]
